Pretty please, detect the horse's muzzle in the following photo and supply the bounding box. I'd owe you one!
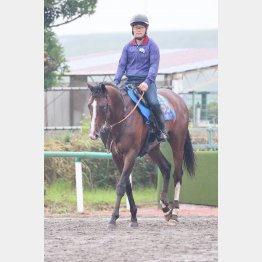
[88,131,100,140]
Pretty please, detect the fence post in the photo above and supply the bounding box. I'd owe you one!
[192,92,196,125]
[208,128,213,150]
[75,157,84,213]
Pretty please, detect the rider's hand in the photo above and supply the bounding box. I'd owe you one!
[112,80,119,86]
[138,82,148,92]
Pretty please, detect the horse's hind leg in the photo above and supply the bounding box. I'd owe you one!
[126,180,138,227]
[168,133,186,223]
[148,145,173,222]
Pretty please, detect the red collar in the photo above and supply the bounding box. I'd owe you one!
[130,35,149,45]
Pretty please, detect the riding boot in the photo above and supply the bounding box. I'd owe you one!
[151,104,168,142]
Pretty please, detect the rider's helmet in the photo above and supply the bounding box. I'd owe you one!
[130,14,149,39]
[130,14,149,27]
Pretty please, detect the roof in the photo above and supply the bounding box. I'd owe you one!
[66,48,218,76]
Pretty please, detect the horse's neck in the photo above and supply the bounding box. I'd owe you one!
[107,88,126,123]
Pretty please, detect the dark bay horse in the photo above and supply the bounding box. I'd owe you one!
[87,82,195,227]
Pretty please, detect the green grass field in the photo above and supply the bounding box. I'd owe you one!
[44,180,157,214]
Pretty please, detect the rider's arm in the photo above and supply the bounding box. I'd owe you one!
[144,41,160,86]
[114,46,128,85]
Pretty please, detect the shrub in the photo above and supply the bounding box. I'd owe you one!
[44,130,157,189]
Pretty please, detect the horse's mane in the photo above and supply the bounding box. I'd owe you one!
[102,81,125,94]
[102,81,118,89]
[104,81,129,96]
[90,82,126,98]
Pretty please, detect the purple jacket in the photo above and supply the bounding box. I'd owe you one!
[114,36,160,86]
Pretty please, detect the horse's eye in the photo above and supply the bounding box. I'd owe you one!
[100,105,108,112]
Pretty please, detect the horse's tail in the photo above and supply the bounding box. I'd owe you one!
[183,130,196,177]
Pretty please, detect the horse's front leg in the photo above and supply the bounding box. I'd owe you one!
[108,151,137,229]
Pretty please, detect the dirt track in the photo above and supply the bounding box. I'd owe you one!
[45,209,217,262]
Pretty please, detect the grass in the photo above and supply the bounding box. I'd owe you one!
[44,180,158,214]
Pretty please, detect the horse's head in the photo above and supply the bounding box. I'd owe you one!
[87,83,109,140]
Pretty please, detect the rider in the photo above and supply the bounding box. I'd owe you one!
[113,14,168,142]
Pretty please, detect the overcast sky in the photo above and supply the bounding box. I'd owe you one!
[53,0,218,36]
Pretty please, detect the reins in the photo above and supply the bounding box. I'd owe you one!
[108,90,145,129]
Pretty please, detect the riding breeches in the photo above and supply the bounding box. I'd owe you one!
[125,77,165,131]
[125,77,160,107]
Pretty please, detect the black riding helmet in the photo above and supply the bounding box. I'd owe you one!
[130,14,149,27]
[130,14,149,39]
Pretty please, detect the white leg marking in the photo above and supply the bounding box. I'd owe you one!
[160,200,167,208]
[90,100,97,134]
[173,208,179,215]
[174,182,181,201]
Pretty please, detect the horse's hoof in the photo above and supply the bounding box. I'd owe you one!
[168,219,178,225]
[107,223,116,230]
[167,214,179,225]
[164,210,172,221]
[172,214,179,222]
[128,221,138,228]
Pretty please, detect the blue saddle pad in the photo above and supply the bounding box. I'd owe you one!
[127,88,176,125]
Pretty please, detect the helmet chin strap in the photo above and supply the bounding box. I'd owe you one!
[133,30,147,41]
[135,36,145,40]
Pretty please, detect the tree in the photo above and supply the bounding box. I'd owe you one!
[44,0,97,28]
[207,102,218,124]
[44,30,69,89]
[44,0,97,89]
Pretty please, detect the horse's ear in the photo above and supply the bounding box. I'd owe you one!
[87,83,94,92]
[100,83,107,93]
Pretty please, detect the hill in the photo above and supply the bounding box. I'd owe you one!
[58,30,218,57]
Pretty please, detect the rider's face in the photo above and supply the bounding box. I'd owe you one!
[133,25,146,38]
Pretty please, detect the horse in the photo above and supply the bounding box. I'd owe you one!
[87,82,195,228]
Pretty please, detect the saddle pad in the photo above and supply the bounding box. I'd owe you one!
[127,89,176,124]
[127,88,151,124]
[158,95,176,120]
